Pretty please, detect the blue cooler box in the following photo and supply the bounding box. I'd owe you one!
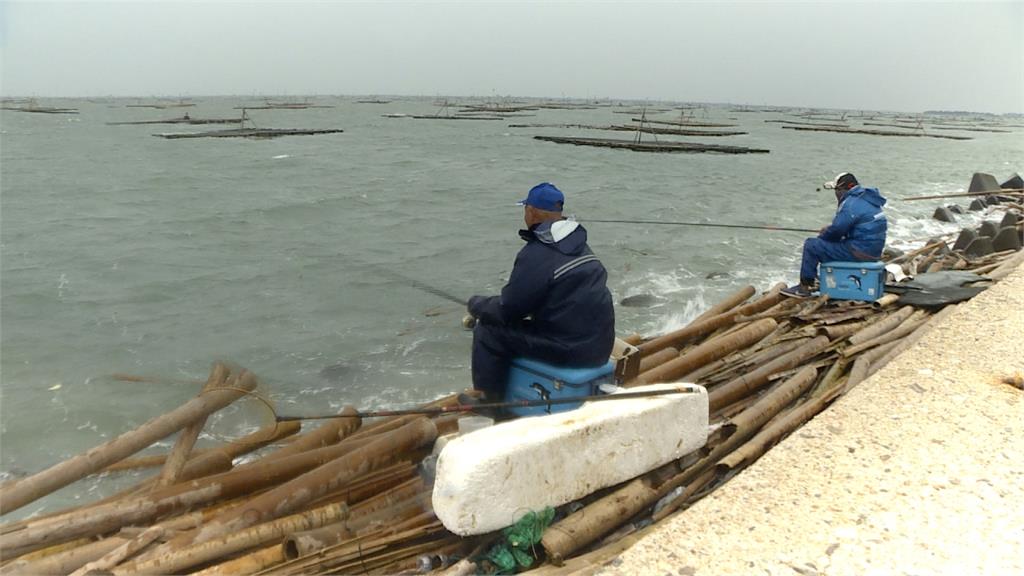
[820,260,885,301]
[504,358,615,417]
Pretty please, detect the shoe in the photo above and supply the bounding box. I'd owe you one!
[781,284,813,299]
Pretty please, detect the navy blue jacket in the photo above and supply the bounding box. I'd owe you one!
[820,185,888,259]
[469,219,615,364]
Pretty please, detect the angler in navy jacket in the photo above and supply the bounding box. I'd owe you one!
[467,183,615,400]
[784,172,887,297]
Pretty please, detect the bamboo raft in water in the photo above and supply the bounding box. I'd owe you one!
[1,106,79,114]
[0,210,1020,574]
[765,119,849,128]
[609,125,747,137]
[630,118,737,128]
[152,128,344,140]
[781,124,973,140]
[108,116,244,126]
[533,135,769,154]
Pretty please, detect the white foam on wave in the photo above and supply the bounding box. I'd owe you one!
[272,154,290,159]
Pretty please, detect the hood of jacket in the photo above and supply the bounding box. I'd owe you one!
[520,219,588,255]
[844,185,886,208]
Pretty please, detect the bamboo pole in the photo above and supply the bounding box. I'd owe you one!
[111,503,350,575]
[68,526,163,576]
[638,287,784,357]
[873,305,959,370]
[817,320,868,340]
[872,293,900,308]
[189,544,283,576]
[1,423,367,558]
[708,336,829,411]
[847,306,914,345]
[154,364,230,488]
[842,310,929,357]
[172,417,437,548]
[543,366,818,562]
[637,347,678,374]
[0,371,258,515]
[652,366,819,521]
[284,493,430,559]
[633,319,777,385]
[689,285,755,324]
[0,538,126,576]
[104,420,300,472]
[259,405,360,461]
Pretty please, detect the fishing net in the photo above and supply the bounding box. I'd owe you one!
[480,507,556,574]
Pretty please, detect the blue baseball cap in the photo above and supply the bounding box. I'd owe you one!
[518,182,564,212]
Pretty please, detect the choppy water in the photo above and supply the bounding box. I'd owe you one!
[1,96,1021,516]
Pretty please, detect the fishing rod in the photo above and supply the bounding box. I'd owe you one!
[365,263,467,306]
[900,188,1024,201]
[274,386,697,422]
[583,219,817,234]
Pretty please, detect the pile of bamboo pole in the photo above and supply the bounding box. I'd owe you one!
[536,242,1023,567]
[0,366,478,575]
[1,239,1020,574]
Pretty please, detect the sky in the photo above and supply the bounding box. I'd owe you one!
[0,1,1021,114]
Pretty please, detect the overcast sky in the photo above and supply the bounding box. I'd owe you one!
[1,1,1021,113]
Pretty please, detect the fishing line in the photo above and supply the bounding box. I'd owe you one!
[583,218,817,233]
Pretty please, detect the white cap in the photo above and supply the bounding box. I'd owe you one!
[823,172,857,190]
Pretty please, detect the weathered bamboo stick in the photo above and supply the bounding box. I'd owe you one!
[708,336,829,411]
[544,366,818,562]
[683,336,810,385]
[653,366,819,520]
[817,320,868,340]
[104,420,300,472]
[111,503,350,575]
[0,371,258,516]
[846,306,913,345]
[872,293,900,308]
[888,240,946,264]
[872,305,959,370]
[1,423,367,558]
[637,347,678,373]
[986,249,1024,280]
[690,285,756,324]
[284,493,429,559]
[633,319,777,385]
[189,544,283,576]
[154,364,230,488]
[68,526,164,576]
[259,405,359,461]
[842,310,929,357]
[0,538,126,576]
[638,287,784,357]
[175,417,437,548]
[846,356,871,388]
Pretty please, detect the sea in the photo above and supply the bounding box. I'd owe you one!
[1,96,1021,517]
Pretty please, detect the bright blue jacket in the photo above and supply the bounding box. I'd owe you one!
[820,185,888,259]
[468,220,615,364]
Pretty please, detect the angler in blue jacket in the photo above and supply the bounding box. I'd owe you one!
[783,172,888,298]
[467,182,616,400]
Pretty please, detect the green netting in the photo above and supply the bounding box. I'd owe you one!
[480,507,556,574]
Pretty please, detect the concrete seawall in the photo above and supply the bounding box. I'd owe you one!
[595,262,1023,575]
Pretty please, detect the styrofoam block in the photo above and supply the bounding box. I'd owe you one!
[431,383,709,535]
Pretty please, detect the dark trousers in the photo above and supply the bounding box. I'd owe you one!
[471,322,608,400]
[799,237,860,283]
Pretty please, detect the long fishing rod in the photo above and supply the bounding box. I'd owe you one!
[900,188,1024,201]
[274,386,697,422]
[365,263,467,306]
[583,218,817,234]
